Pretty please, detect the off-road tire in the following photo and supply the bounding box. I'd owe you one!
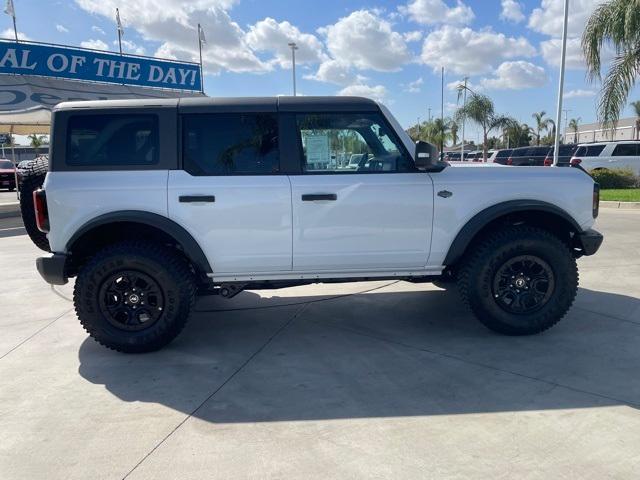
[74,241,196,353]
[19,157,50,252]
[457,225,578,335]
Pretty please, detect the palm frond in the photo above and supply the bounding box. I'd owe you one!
[599,44,640,127]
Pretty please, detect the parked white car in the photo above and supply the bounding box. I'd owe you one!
[571,141,640,174]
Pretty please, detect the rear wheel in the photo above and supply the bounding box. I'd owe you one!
[74,241,196,353]
[457,225,578,335]
[19,157,50,252]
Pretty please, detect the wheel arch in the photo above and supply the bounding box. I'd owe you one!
[66,211,212,275]
[443,200,583,266]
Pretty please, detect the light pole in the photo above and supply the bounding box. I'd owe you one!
[553,0,570,166]
[288,42,298,96]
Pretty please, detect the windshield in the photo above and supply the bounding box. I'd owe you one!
[0,160,14,169]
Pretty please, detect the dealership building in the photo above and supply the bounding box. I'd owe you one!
[0,38,203,158]
[564,117,639,144]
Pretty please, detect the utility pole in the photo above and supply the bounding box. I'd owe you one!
[417,116,421,139]
[428,107,432,122]
[553,0,570,166]
[288,42,298,96]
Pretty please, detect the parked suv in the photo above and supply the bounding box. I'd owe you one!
[507,146,551,166]
[32,97,602,353]
[489,149,512,164]
[570,141,640,174]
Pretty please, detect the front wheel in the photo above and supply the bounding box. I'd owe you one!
[74,241,196,353]
[457,226,578,335]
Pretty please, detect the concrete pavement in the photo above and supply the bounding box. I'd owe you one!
[1,210,639,479]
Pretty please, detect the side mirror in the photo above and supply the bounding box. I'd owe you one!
[415,141,446,171]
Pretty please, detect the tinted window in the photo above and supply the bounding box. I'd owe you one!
[296,113,413,173]
[182,113,279,175]
[496,150,512,158]
[67,114,158,166]
[612,144,638,156]
[0,160,13,169]
[575,145,606,157]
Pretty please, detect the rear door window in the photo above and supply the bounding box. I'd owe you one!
[182,113,279,175]
[612,144,638,156]
[67,114,159,166]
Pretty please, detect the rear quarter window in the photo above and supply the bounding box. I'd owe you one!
[66,114,159,166]
[575,145,606,157]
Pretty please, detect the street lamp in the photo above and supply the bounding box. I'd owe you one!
[288,42,298,96]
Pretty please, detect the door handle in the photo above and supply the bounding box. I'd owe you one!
[301,193,337,201]
[179,195,215,203]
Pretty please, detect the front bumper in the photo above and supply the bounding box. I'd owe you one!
[36,254,68,285]
[576,229,603,256]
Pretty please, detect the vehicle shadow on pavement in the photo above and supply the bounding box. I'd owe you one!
[78,286,640,423]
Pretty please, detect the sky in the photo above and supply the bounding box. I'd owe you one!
[2,0,636,142]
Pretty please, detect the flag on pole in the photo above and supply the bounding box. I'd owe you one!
[4,0,15,17]
[116,8,124,36]
[198,24,206,45]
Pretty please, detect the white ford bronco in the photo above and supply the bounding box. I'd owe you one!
[29,97,603,353]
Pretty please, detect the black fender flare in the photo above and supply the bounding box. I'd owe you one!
[443,200,583,266]
[66,210,212,273]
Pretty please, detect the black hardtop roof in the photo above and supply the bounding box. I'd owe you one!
[54,96,380,113]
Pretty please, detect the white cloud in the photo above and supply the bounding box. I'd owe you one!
[421,26,536,75]
[246,17,325,68]
[92,25,105,35]
[528,0,602,37]
[115,39,146,56]
[338,84,387,103]
[319,10,411,72]
[540,37,587,69]
[80,39,109,50]
[1,28,29,40]
[500,0,525,23]
[404,77,424,93]
[565,88,597,98]
[480,61,547,90]
[304,59,364,86]
[403,30,423,42]
[399,0,474,25]
[56,24,69,33]
[75,0,268,74]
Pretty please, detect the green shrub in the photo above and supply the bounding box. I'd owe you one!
[589,167,639,189]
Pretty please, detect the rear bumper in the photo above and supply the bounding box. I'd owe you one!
[576,229,603,256]
[36,253,68,285]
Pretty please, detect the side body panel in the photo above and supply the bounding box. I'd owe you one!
[44,170,169,253]
[427,165,597,267]
[289,173,434,271]
[167,171,292,273]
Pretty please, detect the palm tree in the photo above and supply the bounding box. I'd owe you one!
[631,101,640,139]
[532,111,552,146]
[28,134,47,154]
[450,120,459,147]
[582,0,640,126]
[423,118,451,153]
[455,85,514,161]
[568,118,581,143]
[546,119,556,145]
